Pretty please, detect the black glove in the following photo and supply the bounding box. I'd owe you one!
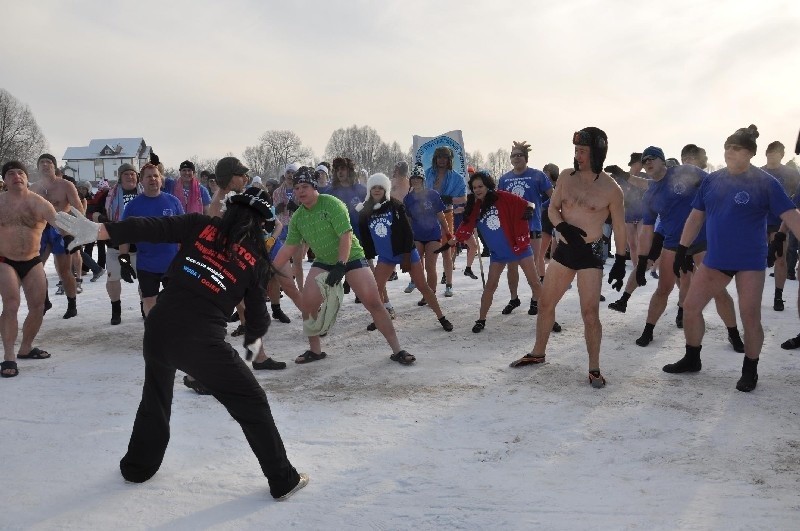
[607,254,627,291]
[603,165,629,180]
[440,195,453,206]
[287,200,299,213]
[648,232,665,262]
[433,241,453,254]
[275,203,286,215]
[522,206,534,220]
[636,255,649,286]
[118,253,137,283]
[63,235,81,254]
[556,222,587,246]
[768,232,787,268]
[673,245,694,278]
[325,261,346,287]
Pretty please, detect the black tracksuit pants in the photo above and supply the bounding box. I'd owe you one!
[119,297,299,499]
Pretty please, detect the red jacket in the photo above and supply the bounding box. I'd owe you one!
[455,190,531,254]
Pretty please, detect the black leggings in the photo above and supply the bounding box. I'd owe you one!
[119,302,299,498]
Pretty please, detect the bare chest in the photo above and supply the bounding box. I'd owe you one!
[33,182,71,211]
[561,182,609,213]
[0,199,41,229]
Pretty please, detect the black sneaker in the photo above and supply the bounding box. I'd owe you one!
[735,358,758,392]
[272,308,291,323]
[774,298,785,311]
[608,300,627,313]
[662,355,701,373]
[528,300,538,316]
[463,267,478,280]
[552,321,562,333]
[367,322,377,331]
[252,358,287,370]
[728,334,745,353]
[635,330,653,347]
[502,298,521,315]
[417,298,427,306]
[472,319,486,333]
[439,316,453,332]
[440,272,447,285]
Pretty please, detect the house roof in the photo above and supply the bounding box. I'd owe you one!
[63,138,150,161]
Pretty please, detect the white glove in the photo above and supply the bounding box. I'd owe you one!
[53,206,101,252]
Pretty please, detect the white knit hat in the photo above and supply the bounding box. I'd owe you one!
[285,162,301,174]
[355,173,391,212]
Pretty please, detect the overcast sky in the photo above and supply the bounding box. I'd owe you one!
[3,0,798,174]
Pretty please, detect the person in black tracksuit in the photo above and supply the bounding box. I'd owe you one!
[76,187,307,500]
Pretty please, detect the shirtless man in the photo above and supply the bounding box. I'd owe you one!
[511,127,627,388]
[0,161,59,377]
[390,161,410,202]
[29,153,84,319]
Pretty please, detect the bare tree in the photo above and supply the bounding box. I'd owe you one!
[0,88,48,175]
[465,150,486,171]
[243,130,313,179]
[324,125,386,173]
[485,148,511,178]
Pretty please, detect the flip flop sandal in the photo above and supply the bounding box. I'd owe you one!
[1,360,19,378]
[390,350,416,365]
[295,350,327,364]
[18,347,50,359]
[509,354,546,368]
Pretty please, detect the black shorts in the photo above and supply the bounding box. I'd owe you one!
[313,258,370,272]
[415,240,439,246]
[541,209,554,235]
[137,270,169,298]
[0,255,41,280]
[665,241,708,255]
[552,239,604,271]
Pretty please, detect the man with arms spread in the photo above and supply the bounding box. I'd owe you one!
[511,127,627,389]
[29,153,84,319]
[0,162,60,377]
[665,125,800,392]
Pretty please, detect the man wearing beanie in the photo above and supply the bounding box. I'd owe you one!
[0,161,62,376]
[272,168,416,365]
[511,127,626,389]
[761,141,800,305]
[627,146,742,355]
[664,125,800,392]
[164,160,211,214]
[29,153,85,319]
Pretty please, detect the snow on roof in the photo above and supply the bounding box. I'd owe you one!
[63,138,149,160]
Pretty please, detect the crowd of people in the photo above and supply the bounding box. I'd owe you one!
[2,124,800,499]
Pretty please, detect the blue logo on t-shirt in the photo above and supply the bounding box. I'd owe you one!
[734,191,750,205]
[673,182,687,195]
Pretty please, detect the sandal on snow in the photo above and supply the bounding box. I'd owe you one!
[390,350,416,365]
[509,354,546,368]
[18,347,50,359]
[781,335,800,350]
[1,360,19,378]
[295,350,327,364]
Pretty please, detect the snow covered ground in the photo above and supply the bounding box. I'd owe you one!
[3,254,800,530]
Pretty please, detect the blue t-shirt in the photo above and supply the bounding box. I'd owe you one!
[326,184,367,240]
[367,210,396,259]
[477,205,533,263]
[692,166,795,270]
[497,168,552,231]
[122,193,184,273]
[641,165,707,248]
[424,168,467,210]
[404,189,445,242]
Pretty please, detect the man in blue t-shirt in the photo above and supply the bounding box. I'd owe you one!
[497,140,553,316]
[122,164,184,316]
[664,125,800,393]
[761,141,800,309]
[629,146,741,351]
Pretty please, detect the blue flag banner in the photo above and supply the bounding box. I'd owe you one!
[412,130,467,183]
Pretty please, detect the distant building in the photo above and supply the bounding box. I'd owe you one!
[62,138,152,182]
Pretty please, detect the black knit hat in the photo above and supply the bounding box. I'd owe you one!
[2,160,28,179]
[725,124,759,154]
[227,186,273,219]
[37,153,57,167]
[292,166,318,189]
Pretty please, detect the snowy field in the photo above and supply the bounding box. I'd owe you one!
[3,254,800,530]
